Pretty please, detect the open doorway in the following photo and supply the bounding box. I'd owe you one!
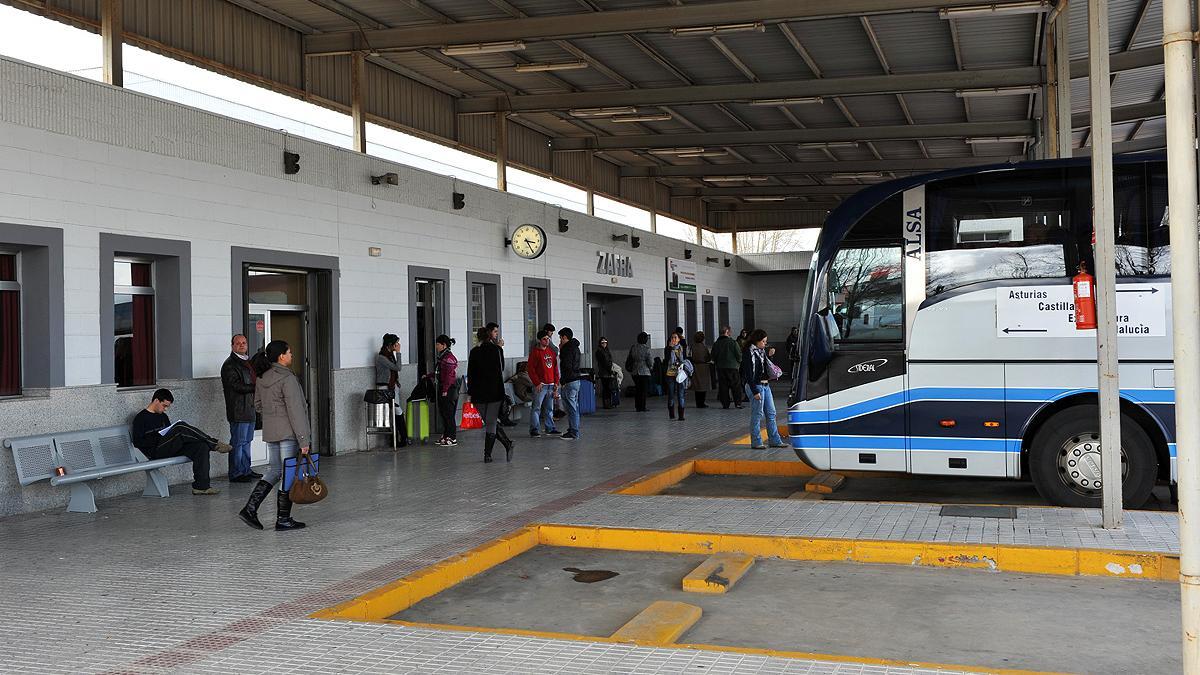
[664,293,679,345]
[703,296,715,340]
[583,285,644,369]
[409,267,448,377]
[718,296,730,332]
[684,295,698,340]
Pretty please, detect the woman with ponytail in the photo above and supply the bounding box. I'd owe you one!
[238,340,312,531]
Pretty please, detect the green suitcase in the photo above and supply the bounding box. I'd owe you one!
[406,399,432,443]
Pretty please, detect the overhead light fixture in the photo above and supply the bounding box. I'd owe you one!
[939,1,1051,19]
[702,175,770,183]
[441,41,526,56]
[648,147,708,156]
[798,142,859,149]
[955,85,1041,98]
[706,256,720,263]
[610,113,673,123]
[672,22,764,37]
[371,172,399,186]
[677,151,729,158]
[514,60,588,73]
[831,172,884,179]
[612,234,629,242]
[568,106,638,118]
[743,196,789,202]
[748,97,823,106]
[964,136,1034,144]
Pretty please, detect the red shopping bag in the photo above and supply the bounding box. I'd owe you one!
[460,401,484,430]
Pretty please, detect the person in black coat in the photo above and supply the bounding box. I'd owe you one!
[466,326,514,462]
[220,334,261,482]
[594,337,616,409]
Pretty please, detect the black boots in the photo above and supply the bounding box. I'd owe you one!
[496,427,514,462]
[696,392,708,408]
[678,407,685,421]
[669,407,676,420]
[275,489,306,530]
[396,416,409,447]
[484,433,496,462]
[238,480,273,530]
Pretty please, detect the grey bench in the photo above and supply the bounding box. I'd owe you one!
[5,425,189,513]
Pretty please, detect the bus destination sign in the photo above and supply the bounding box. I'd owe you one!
[994,284,1166,338]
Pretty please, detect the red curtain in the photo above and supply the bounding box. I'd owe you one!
[130,263,155,386]
[0,255,18,396]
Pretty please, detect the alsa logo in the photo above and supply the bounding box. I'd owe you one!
[903,206,922,259]
[848,358,888,374]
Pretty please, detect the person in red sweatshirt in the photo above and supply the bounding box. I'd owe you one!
[527,330,561,437]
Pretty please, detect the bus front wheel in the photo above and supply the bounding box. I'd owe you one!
[1029,406,1157,508]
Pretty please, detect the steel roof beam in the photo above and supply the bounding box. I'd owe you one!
[454,46,1161,114]
[304,0,1044,55]
[552,120,1035,150]
[673,185,864,196]
[622,156,1001,177]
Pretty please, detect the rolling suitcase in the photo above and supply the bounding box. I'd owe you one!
[406,399,432,443]
[578,379,597,415]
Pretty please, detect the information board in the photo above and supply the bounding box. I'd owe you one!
[994,283,1166,338]
[667,258,697,293]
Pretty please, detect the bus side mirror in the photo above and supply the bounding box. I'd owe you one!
[809,313,834,369]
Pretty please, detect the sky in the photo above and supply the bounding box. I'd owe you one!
[0,5,817,253]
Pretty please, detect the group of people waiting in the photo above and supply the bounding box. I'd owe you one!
[129,334,314,531]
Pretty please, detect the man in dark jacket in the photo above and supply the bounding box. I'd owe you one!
[221,334,260,482]
[132,389,231,495]
[557,327,583,440]
[712,325,743,410]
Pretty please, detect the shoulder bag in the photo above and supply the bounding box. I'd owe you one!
[288,454,329,504]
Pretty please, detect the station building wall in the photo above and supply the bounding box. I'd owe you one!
[0,57,757,516]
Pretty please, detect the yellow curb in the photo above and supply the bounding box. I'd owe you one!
[610,600,703,645]
[682,553,756,594]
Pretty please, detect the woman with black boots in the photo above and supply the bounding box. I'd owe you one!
[594,337,616,409]
[466,326,513,462]
[238,340,310,531]
[374,333,409,447]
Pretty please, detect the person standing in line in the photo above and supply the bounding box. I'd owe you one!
[629,332,654,413]
[742,329,787,450]
[221,334,261,483]
[594,337,617,409]
[374,333,408,447]
[527,330,560,436]
[432,335,459,447]
[557,327,583,440]
[466,326,513,462]
[690,331,712,409]
[238,340,311,530]
[785,326,800,379]
[673,325,692,358]
[735,328,752,403]
[664,332,687,421]
[712,326,743,410]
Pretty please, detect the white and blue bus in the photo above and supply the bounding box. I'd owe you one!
[788,155,1174,508]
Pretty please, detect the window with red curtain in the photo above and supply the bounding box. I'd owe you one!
[0,254,19,396]
[114,261,155,387]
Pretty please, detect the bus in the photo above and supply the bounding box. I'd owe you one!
[787,154,1174,508]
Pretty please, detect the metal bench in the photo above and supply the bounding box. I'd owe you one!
[5,425,189,513]
[503,383,532,423]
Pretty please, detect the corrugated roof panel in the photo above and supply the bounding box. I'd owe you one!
[901,92,969,124]
[366,60,456,138]
[962,95,1030,122]
[1128,1,1163,49]
[952,15,1038,68]
[331,0,441,25]
[866,13,958,73]
[1067,0,1151,57]
[568,35,684,88]
[382,52,498,96]
[838,95,907,126]
[637,34,750,84]
[420,0,514,22]
[921,138,975,158]
[509,120,553,172]
[717,105,805,131]
[865,140,926,160]
[1133,116,1165,139]
[783,17,884,77]
[252,1,350,31]
[710,30,813,81]
[660,104,750,133]
[726,100,850,129]
[1111,65,1164,107]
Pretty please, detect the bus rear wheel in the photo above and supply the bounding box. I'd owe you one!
[1029,406,1157,508]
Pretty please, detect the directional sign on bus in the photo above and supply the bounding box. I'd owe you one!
[995,284,1166,338]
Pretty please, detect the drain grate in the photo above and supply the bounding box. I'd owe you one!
[939,505,1017,519]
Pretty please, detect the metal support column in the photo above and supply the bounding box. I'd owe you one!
[351,51,367,153]
[101,0,123,87]
[586,152,595,215]
[648,178,658,233]
[730,221,739,254]
[496,111,508,192]
[1044,10,1061,158]
[1055,2,1073,157]
[1163,0,1200,668]
[1087,0,1122,529]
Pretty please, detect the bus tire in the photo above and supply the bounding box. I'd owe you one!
[1028,405,1157,508]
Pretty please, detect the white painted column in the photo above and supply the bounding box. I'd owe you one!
[351,51,367,153]
[1055,3,1073,158]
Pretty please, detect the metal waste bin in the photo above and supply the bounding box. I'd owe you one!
[364,396,397,449]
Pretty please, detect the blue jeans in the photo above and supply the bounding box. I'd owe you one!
[228,421,254,477]
[262,438,300,487]
[560,380,581,435]
[530,384,558,433]
[747,384,783,448]
[666,378,686,411]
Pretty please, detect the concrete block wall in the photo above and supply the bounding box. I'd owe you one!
[0,57,760,516]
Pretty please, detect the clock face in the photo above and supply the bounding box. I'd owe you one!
[510,224,547,260]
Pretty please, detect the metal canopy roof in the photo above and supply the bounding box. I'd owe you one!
[8,0,1169,234]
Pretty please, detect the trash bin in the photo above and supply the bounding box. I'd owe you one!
[363,394,397,450]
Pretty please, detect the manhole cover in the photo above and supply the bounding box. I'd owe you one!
[939,505,1017,519]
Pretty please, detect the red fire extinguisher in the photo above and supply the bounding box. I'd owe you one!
[1073,262,1096,330]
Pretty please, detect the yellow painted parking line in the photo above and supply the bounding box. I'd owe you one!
[610,600,703,645]
[682,553,756,594]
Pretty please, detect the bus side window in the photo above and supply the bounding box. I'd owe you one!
[827,245,903,346]
[926,169,1074,296]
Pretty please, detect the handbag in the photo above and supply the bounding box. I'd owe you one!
[287,454,328,504]
[767,359,784,381]
[364,388,393,404]
[461,401,484,429]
